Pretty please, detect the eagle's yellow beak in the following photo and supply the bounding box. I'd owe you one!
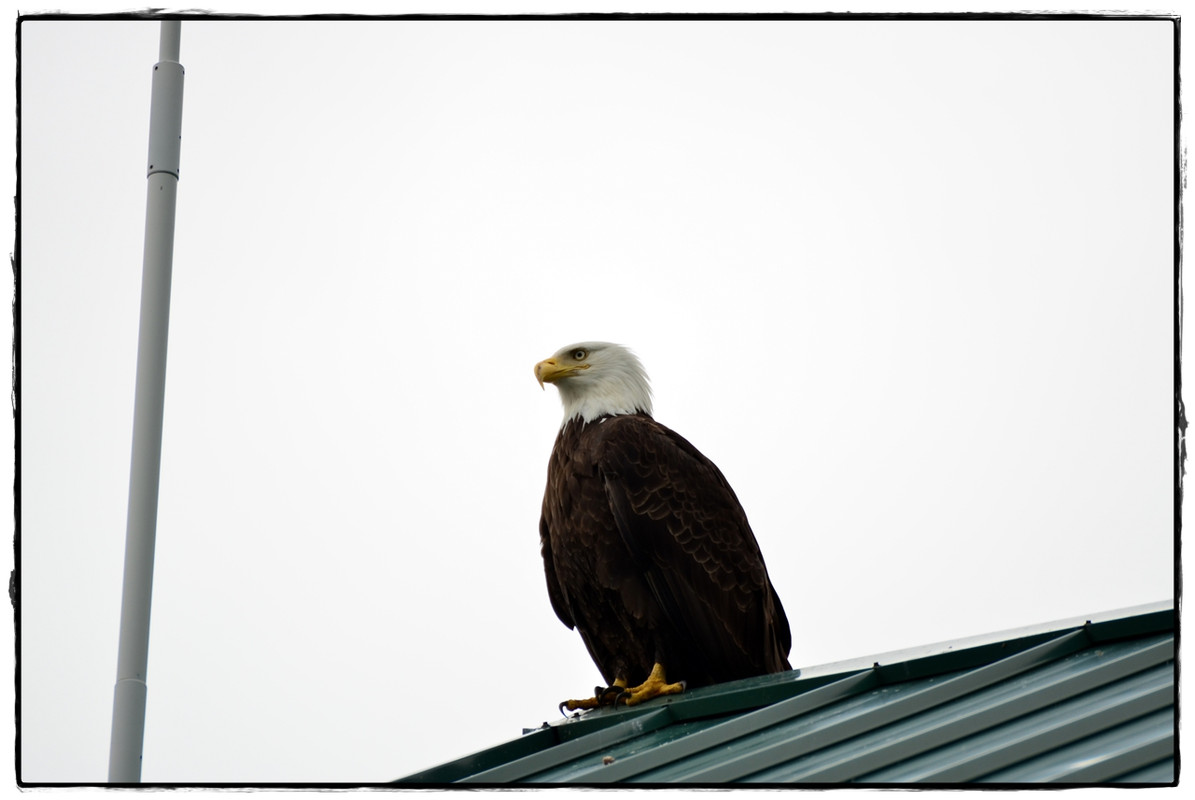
[535,358,586,389]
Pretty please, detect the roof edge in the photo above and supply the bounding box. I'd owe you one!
[798,600,1174,683]
[396,600,1175,783]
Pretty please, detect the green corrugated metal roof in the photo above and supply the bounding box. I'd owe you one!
[396,601,1175,786]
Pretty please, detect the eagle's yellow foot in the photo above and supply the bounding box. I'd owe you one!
[559,679,629,713]
[616,663,686,706]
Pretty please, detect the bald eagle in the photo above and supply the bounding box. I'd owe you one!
[535,342,791,711]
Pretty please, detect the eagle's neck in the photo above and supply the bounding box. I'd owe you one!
[556,370,652,427]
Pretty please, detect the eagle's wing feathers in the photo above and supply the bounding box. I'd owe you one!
[596,415,790,684]
[539,514,574,629]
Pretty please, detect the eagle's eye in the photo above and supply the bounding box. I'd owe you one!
[572,349,587,361]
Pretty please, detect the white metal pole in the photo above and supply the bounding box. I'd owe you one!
[108,20,184,784]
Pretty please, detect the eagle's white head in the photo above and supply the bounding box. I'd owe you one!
[535,341,653,425]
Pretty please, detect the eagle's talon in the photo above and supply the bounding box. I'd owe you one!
[559,694,605,713]
[597,685,624,705]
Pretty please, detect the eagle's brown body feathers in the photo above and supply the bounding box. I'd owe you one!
[540,412,792,691]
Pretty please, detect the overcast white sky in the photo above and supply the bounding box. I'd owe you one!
[10,3,1180,786]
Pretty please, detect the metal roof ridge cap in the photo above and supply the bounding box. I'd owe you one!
[394,725,561,783]
[534,668,811,736]
[587,669,878,783]
[797,601,1173,682]
[459,707,674,784]
[874,628,1092,695]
